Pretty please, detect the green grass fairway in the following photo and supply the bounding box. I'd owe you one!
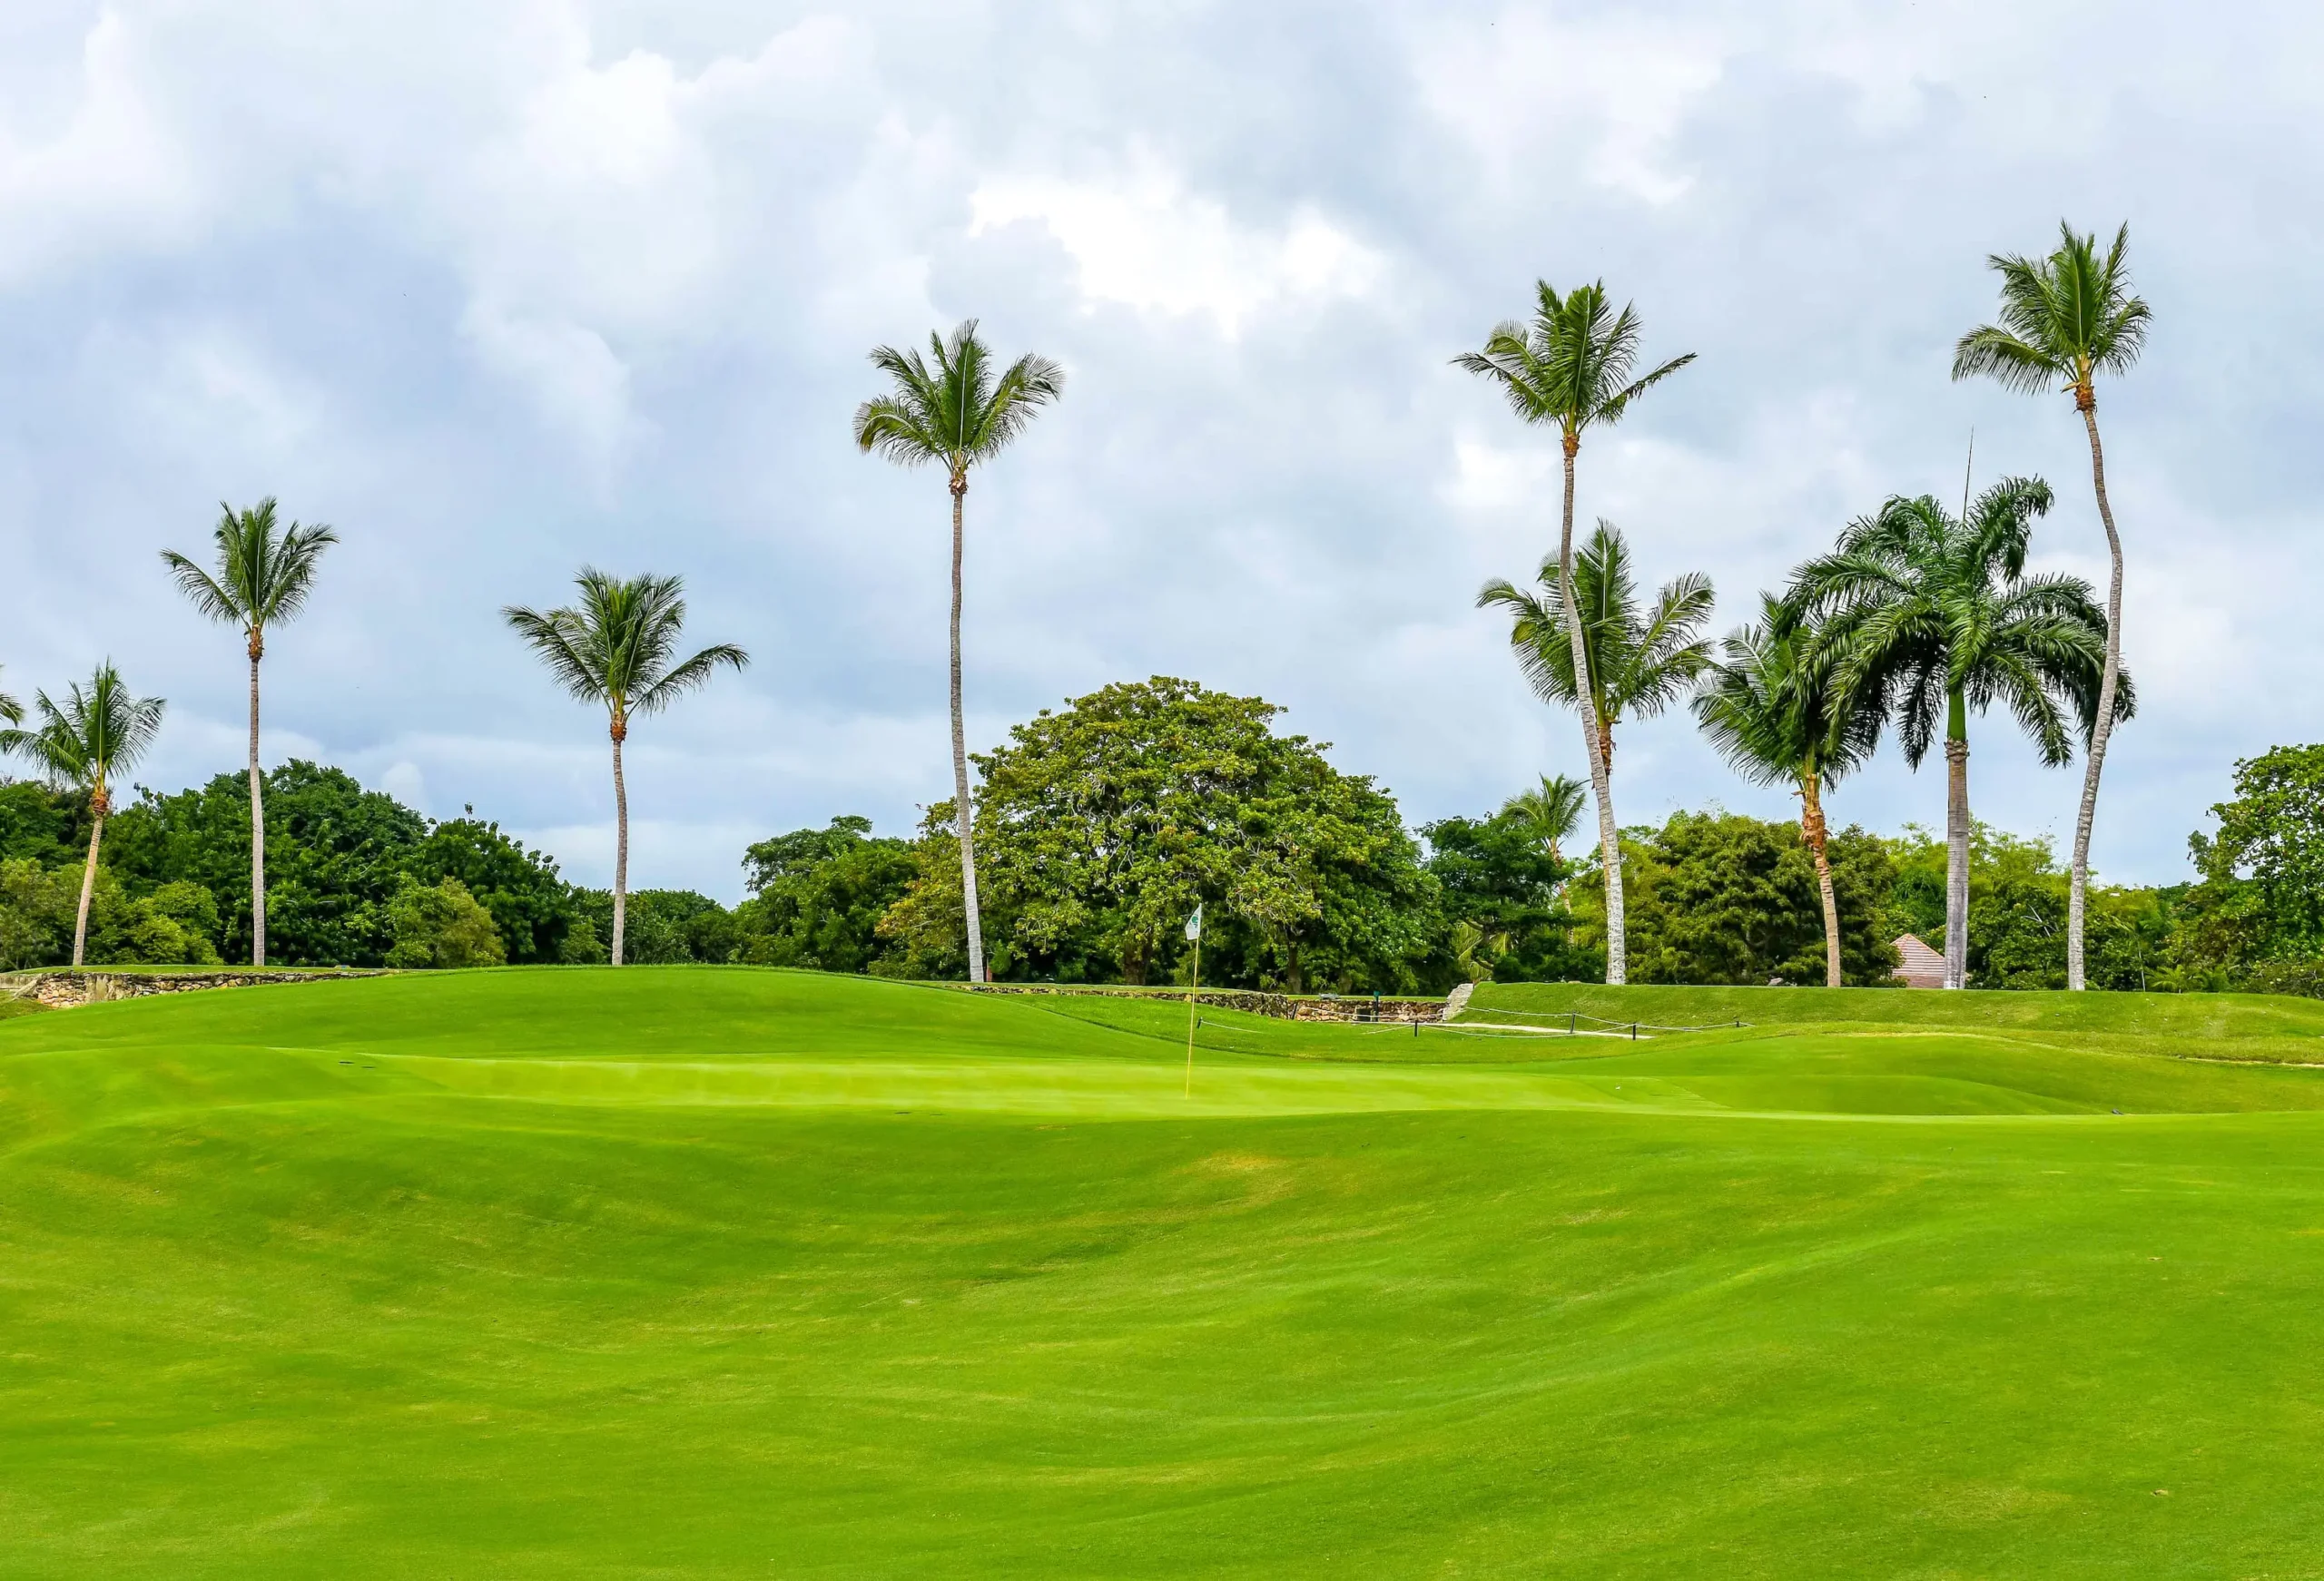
[6,971,2324,1576]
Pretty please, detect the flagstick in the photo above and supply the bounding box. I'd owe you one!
[1184,931,1201,1099]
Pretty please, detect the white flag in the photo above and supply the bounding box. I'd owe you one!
[1185,904,1203,941]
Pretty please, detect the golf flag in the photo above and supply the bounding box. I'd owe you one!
[1183,905,1203,1098]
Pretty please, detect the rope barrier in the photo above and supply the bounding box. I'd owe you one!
[1445,1007,1751,1036]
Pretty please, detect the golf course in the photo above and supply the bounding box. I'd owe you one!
[5,969,2324,1576]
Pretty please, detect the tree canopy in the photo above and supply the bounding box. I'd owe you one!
[881,677,1440,991]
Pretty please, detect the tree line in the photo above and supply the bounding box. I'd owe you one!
[6,677,2323,999]
[0,222,2182,993]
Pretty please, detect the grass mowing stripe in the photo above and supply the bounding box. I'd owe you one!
[5,968,2324,1576]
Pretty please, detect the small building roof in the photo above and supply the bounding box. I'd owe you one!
[1893,933,1948,989]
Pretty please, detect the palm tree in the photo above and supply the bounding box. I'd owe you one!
[504,570,748,966]
[1789,477,2130,989]
[853,321,1064,985]
[1450,919,1511,984]
[162,498,339,967]
[1456,282,1693,984]
[0,666,20,728]
[1479,520,1716,771]
[0,663,165,967]
[1501,772,1588,867]
[1953,222,2150,992]
[1693,595,1882,987]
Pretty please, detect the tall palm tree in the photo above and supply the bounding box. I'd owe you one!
[1501,772,1588,867]
[1790,477,2129,988]
[1693,595,1881,987]
[854,321,1063,986]
[1953,222,2150,992]
[504,570,747,966]
[162,497,339,967]
[0,665,20,728]
[1456,282,1693,984]
[1480,520,1716,771]
[0,663,165,967]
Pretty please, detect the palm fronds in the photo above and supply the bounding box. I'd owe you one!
[1694,594,1883,792]
[1478,521,1716,741]
[0,662,166,798]
[852,319,1066,476]
[1501,773,1589,857]
[1788,478,2126,770]
[1952,221,2150,396]
[1452,280,1696,436]
[162,498,339,639]
[504,569,749,719]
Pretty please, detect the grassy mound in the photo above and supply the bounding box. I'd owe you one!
[5,968,2323,1576]
[1471,979,2324,1061]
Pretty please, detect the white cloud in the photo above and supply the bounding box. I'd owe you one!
[3,0,2321,899]
[1412,7,1723,204]
[1440,435,1556,516]
[970,153,1384,337]
[0,10,204,284]
[459,304,645,475]
[379,760,429,813]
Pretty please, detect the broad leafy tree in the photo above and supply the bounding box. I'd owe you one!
[0,780,82,869]
[505,571,747,965]
[567,888,736,966]
[1456,282,1693,984]
[112,761,426,966]
[853,320,1064,985]
[162,497,339,967]
[409,816,581,965]
[11,760,585,969]
[1955,221,2150,991]
[1617,810,1900,987]
[386,877,506,968]
[1790,478,2127,988]
[1693,594,1881,987]
[734,816,920,973]
[0,663,165,966]
[1480,520,1715,772]
[1422,807,1582,983]
[2168,743,2324,983]
[884,677,1439,992]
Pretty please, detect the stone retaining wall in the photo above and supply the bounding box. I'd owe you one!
[0,969,389,1009]
[954,982,1451,1023]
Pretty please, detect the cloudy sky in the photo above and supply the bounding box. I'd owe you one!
[3,1,2314,900]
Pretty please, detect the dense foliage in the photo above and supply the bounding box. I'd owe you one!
[1590,811,1901,987]
[879,678,1441,991]
[0,762,575,968]
[734,817,919,973]
[9,712,2324,998]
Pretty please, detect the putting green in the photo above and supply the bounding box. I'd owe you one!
[5,968,2323,1576]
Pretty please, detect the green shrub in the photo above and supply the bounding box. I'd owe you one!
[0,858,75,969]
[386,878,506,969]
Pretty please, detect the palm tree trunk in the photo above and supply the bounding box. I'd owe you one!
[610,720,628,967]
[1560,438,1624,985]
[950,478,987,983]
[1944,691,1970,991]
[2067,393,2123,993]
[247,642,267,968]
[73,788,107,969]
[1800,771,1841,988]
